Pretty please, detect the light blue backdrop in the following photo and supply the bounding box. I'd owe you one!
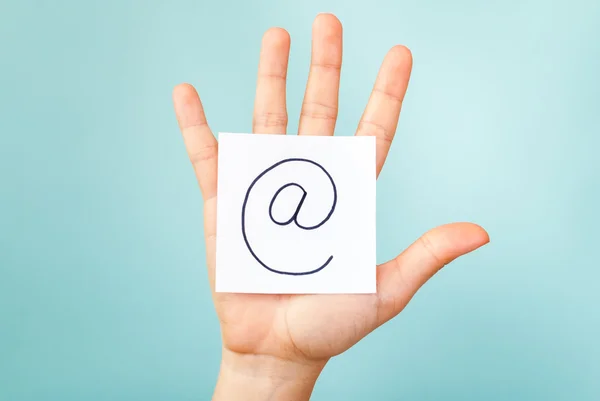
[1,1,599,400]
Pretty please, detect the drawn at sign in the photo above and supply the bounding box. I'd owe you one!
[241,158,337,276]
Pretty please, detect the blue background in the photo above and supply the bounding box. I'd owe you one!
[1,0,599,400]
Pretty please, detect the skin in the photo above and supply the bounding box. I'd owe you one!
[172,13,490,401]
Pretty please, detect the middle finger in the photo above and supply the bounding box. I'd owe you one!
[298,14,343,136]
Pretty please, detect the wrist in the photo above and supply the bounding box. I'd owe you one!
[212,347,327,401]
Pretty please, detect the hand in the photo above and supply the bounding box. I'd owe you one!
[172,13,489,401]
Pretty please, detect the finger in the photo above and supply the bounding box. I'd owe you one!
[172,83,218,202]
[374,223,489,326]
[356,45,412,176]
[253,27,291,134]
[298,13,342,136]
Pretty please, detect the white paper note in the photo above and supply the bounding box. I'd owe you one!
[215,133,376,294]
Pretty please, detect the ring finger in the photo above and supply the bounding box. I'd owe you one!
[253,27,291,134]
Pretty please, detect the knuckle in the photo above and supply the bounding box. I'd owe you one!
[188,142,218,165]
[300,101,338,121]
[357,120,394,144]
[418,233,444,266]
[258,72,287,80]
[253,111,288,129]
[312,62,342,73]
[374,87,404,103]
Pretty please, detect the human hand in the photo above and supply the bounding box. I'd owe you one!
[172,13,489,401]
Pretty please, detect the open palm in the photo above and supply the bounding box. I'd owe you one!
[172,14,488,366]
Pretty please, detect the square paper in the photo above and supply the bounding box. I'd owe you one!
[215,133,376,294]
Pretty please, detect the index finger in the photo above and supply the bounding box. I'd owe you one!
[355,45,412,177]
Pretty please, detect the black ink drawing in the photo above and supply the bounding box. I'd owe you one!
[241,158,337,276]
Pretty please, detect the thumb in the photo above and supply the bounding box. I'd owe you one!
[374,222,489,327]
